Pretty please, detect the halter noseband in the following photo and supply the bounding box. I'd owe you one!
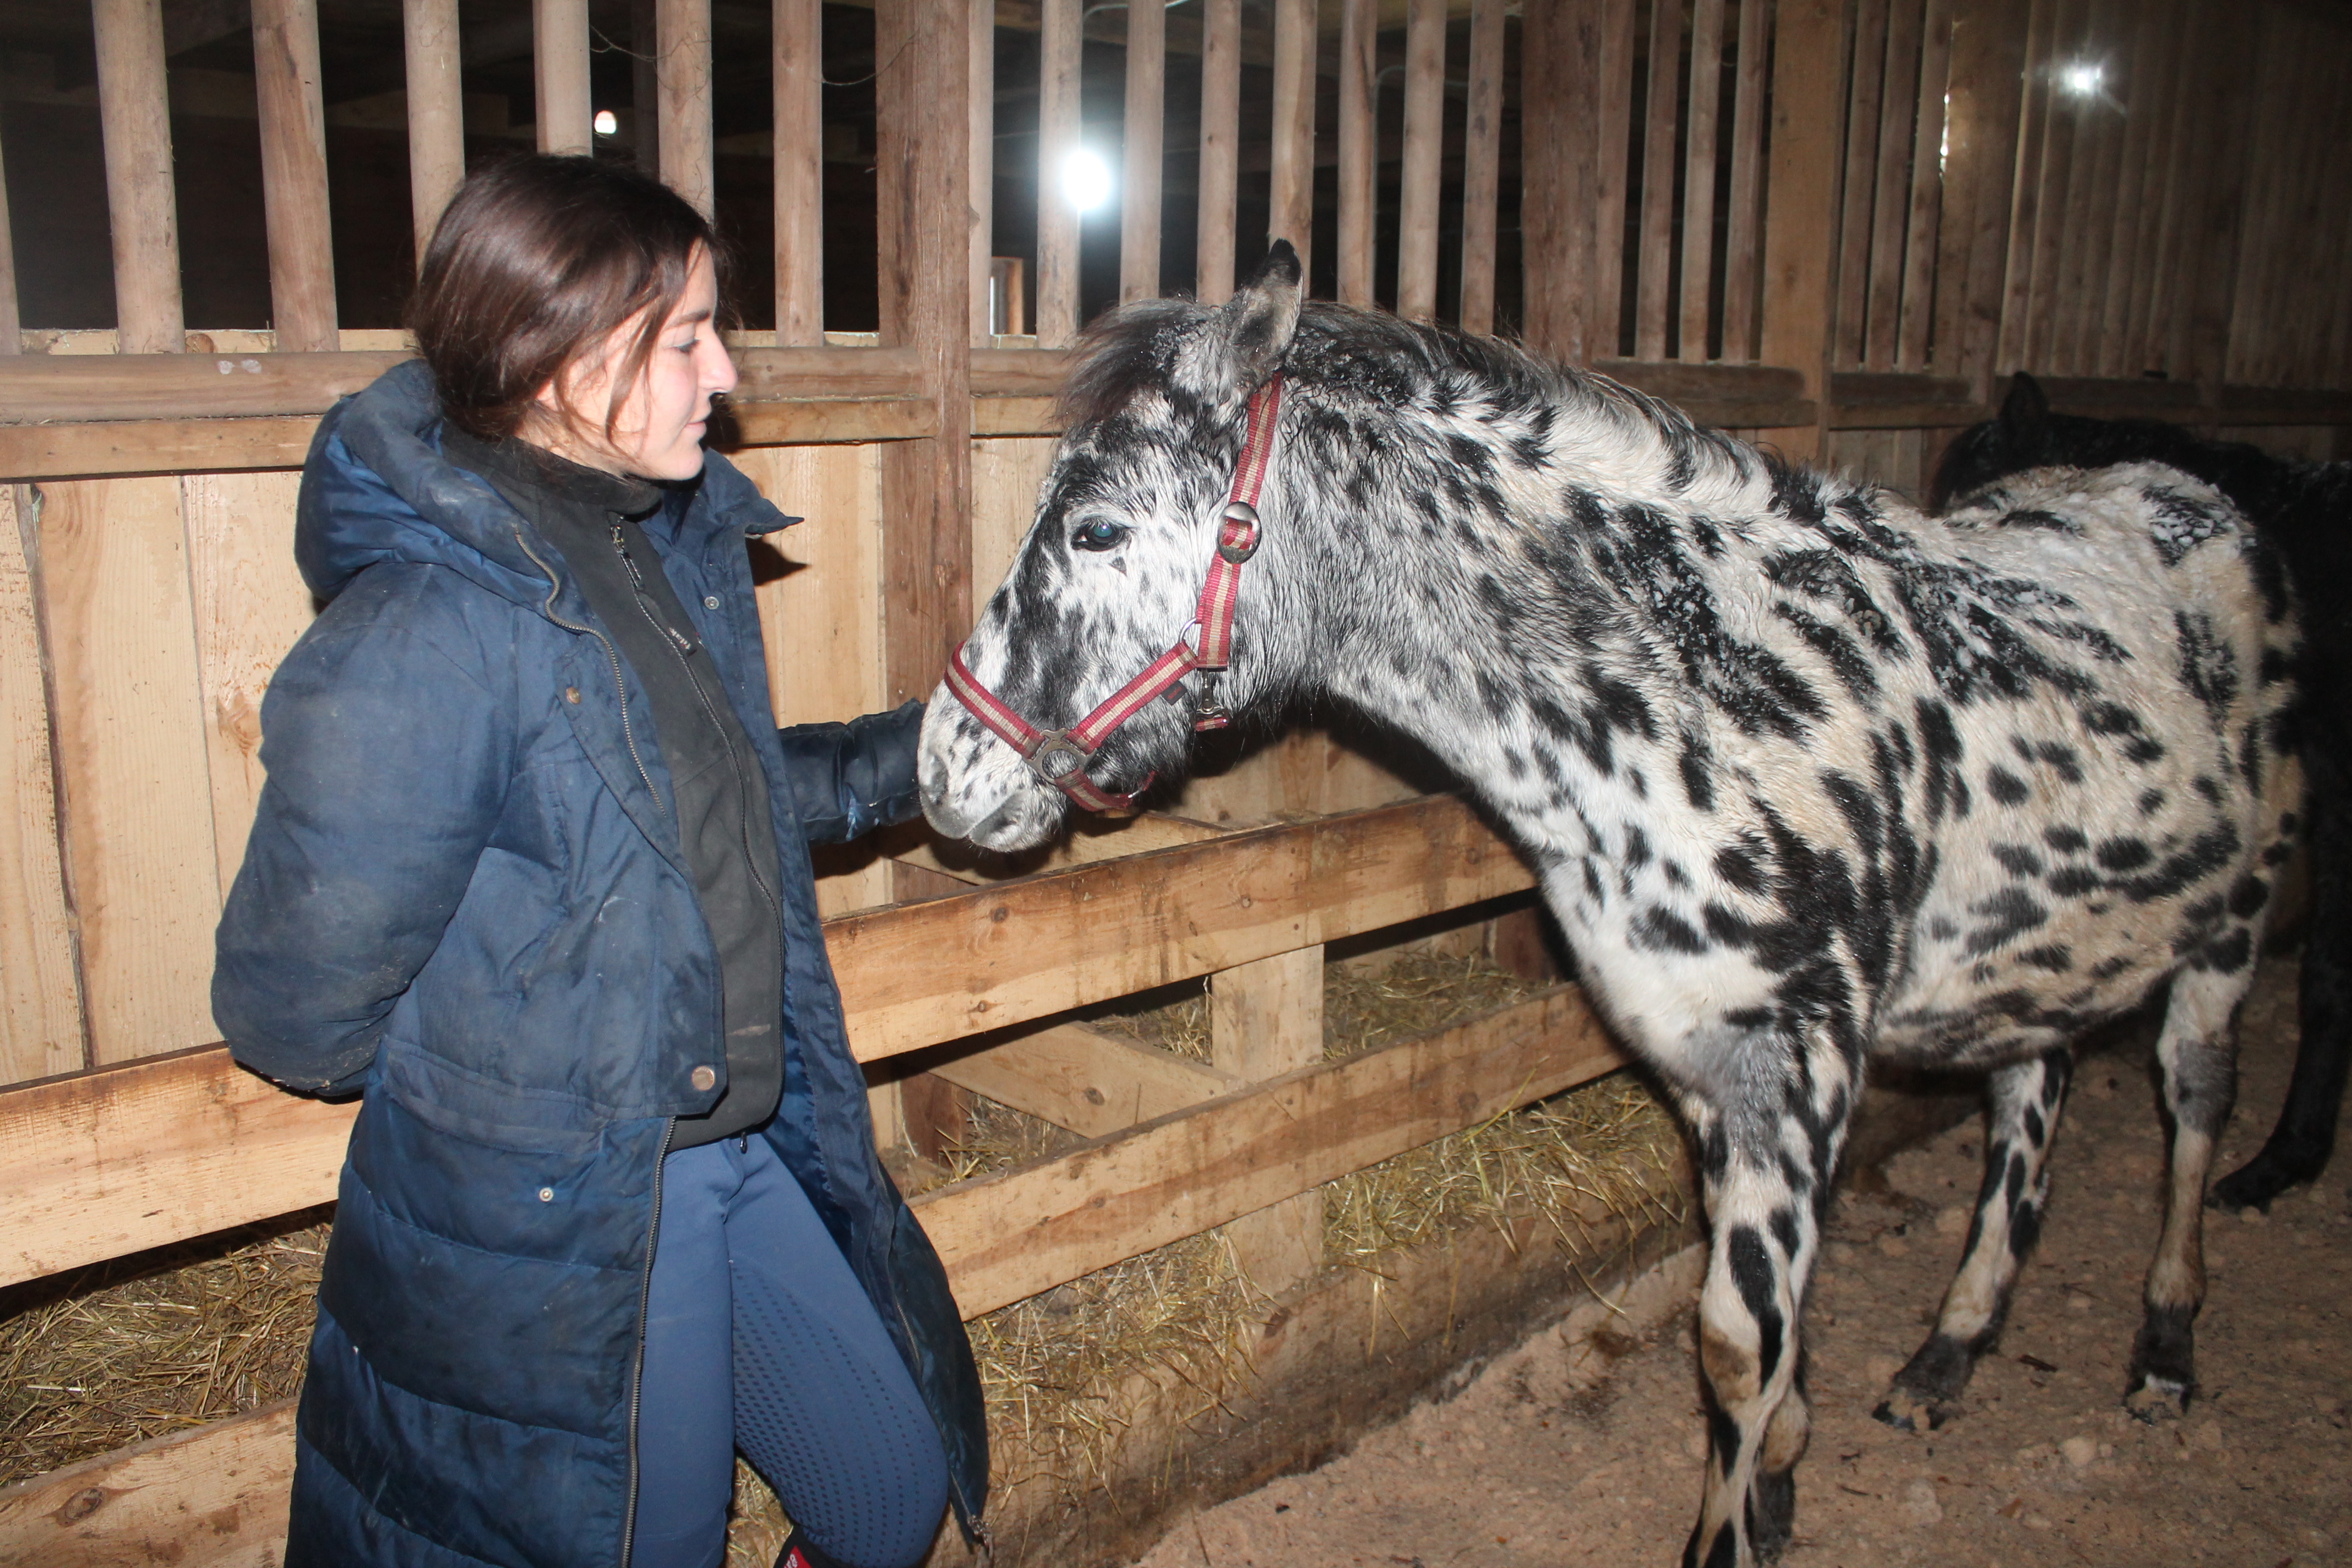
[945,375,1284,816]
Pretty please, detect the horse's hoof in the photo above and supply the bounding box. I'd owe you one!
[2124,1374,2192,1423]
[1749,1466,1797,1561]
[2208,1152,2310,1213]
[1873,1384,1958,1433]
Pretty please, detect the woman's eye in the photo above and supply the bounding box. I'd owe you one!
[1071,519,1128,552]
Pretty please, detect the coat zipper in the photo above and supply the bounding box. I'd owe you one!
[514,526,665,810]
[619,1114,678,1568]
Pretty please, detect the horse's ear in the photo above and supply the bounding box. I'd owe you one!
[1208,240,1303,393]
[2000,372,2050,435]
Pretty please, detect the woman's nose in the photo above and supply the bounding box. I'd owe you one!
[704,337,738,396]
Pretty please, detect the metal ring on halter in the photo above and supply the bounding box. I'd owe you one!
[1026,732,1091,782]
[1216,500,1262,563]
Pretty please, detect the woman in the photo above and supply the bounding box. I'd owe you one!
[214,155,986,1568]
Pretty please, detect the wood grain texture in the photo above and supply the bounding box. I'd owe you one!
[1863,0,1924,370]
[774,0,824,344]
[1213,944,1326,1294]
[1336,0,1378,308]
[1894,0,1950,371]
[1759,0,1850,457]
[928,1020,1238,1139]
[1395,0,1446,322]
[969,0,996,345]
[1268,0,1317,273]
[402,0,465,264]
[1035,0,1082,345]
[0,1397,296,1568]
[1591,0,1638,358]
[1517,0,1596,359]
[532,0,594,154]
[252,0,338,354]
[1834,0,1891,368]
[92,0,185,353]
[1992,0,2059,375]
[1118,0,1164,302]
[1678,0,1724,361]
[1718,0,1771,362]
[0,485,83,1085]
[180,473,312,899]
[657,0,715,216]
[1634,0,1685,362]
[36,478,221,1066]
[2093,3,2158,377]
[970,434,1059,595]
[1456,0,1505,335]
[0,115,17,349]
[1195,0,1242,305]
[1943,0,2026,390]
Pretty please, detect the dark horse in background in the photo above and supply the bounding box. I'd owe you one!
[1935,373,2352,1211]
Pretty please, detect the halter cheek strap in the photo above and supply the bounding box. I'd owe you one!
[945,375,1284,816]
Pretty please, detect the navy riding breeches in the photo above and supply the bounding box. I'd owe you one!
[631,1133,950,1568]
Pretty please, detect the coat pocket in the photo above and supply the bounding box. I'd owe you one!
[377,1043,606,1157]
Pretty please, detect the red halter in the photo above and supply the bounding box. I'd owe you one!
[944,376,1284,816]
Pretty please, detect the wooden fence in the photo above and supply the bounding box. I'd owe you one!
[3,0,2351,1559]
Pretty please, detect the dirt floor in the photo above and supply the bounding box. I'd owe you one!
[1133,954,2352,1568]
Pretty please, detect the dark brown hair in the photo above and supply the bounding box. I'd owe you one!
[409,155,720,444]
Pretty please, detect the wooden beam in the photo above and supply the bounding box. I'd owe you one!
[970,0,996,343]
[658,0,715,216]
[0,115,16,351]
[1758,0,1850,459]
[1035,0,1082,345]
[533,0,594,154]
[1518,0,1601,360]
[1633,0,1684,362]
[92,0,186,354]
[725,398,940,443]
[1195,0,1242,305]
[0,484,83,1085]
[1863,0,1924,371]
[0,1398,296,1567]
[1833,0,1890,369]
[1395,0,1446,322]
[252,0,338,353]
[916,985,1626,1317]
[1118,0,1164,302]
[927,1020,1239,1138]
[1678,0,1725,361]
[404,0,465,265]
[1932,0,2027,393]
[1893,0,1948,371]
[1268,0,1317,273]
[1336,0,1378,308]
[0,350,422,423]
[775,0,824,342]
[1213,945,1326,1294]
[1591,0,1637,358]
[1456,0,1504,335]
[1718,0,1770,361]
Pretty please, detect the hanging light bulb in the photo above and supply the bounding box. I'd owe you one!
[1062,148,1114,214]
[594,109,619,137]
[2059,62,2104,99]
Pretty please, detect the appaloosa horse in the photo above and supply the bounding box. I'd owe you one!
[918,247,2301,1566]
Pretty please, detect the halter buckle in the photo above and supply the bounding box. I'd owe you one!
[1192,671,1231,730]
[1216,501,1262,563]
[1026,732,1091,783]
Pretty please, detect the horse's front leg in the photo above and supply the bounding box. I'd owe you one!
[1680,1028,1856,1568]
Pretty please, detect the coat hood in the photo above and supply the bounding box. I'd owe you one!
[296,359,794,606]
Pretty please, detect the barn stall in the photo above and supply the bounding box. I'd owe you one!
[0,0,2348,1564]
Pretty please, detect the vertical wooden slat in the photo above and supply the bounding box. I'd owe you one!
[92,0,184,355]
[1863,0,1923,370]
[533,0,594,155]
[2221,14,2290,385]
[1833,0,1890,368]
[1992,0,2057,374]
[1521,0,1600,360]
[1935,0,2029,394]
[2051,0,2122,376]
[774,0,824,344]
[1196,0,1242,306]
[874,0,971,705]
[658,0,715,216]
[1591,0,1638,357]
[632,0,661,171]
[2020,0,2084,372]
[1760,0,1850,460]
[1035,0,1082,345]
[1119,0,1164,302]
[1678,0,1725,360]
[1894,0,1950,370]
[403,0,464,265]
[0,102,19,349]
[1269,0,1318,271]
[2092,5,2157,376]
[1719,0,1772,362]
[253,0,338,353]
[2130,0,2191,378]
[1457,0,1505,334]
[1336,0,1378,307]
[1634,0,1685,361]
[1212,945,1326,1295]
[0,486,84,1084]
[1395,0,1446,322]
[37,478,219,1065]
[2172,0,2252,386]
[970,0,995,341]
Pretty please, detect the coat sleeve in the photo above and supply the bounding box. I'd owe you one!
[213,579,515,1096]
[776,699,925,845]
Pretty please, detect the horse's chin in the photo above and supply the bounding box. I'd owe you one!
[921,777,1066,852]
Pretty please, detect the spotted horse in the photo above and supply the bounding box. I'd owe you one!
[916,246,2302,1567]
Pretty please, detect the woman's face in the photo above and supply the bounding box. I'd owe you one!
[538,247,737,481]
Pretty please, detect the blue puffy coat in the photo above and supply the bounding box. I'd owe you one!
[214,362,987,1566]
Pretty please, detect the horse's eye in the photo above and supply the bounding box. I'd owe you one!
[1071,519,1129,553]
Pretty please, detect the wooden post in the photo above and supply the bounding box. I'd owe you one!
[658,0,714,216]
[404,0,465,265]
[2181,0,2255,390]
[1336,0,1378,308]
[1213,946,1326,1295]
[633,0,662,171]
[1269,0,1317,271]
[1760,0,1851,459]
[1833,0,1890,368]
[1894,0,1951,371]
[533,0,594,155]
[1992,0,2057,377]
[1196,0,1242,305]
[874,0,971,707]
[1591,0,1637,357]
[1933,0,2028,395]
[1634,0,1684,361]
[1119,0,1164,302]
[2095,3,2160,377]
[970,0,995,341]
[1679,0,1725,360]
[0,90,20,350]
[1864,0,1924,371]
[774,0,823,344]
[1719,0,1771,361]
[92,0,184,355]
[1521,0,1602,360]
[253,0,338,354]
[1457,0,1504,334]
[1036,0,1082,345]
[1395,0,1446,322]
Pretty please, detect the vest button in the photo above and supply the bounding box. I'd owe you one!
[537,1186,555,1202]
[690,1065,717,1092]
[703,595,721,609]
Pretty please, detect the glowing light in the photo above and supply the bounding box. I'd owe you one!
[2060,62,2104,98]
[594,109,619,137]
[1062,148,1114,214]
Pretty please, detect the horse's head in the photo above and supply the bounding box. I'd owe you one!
[919,244,1304,850]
